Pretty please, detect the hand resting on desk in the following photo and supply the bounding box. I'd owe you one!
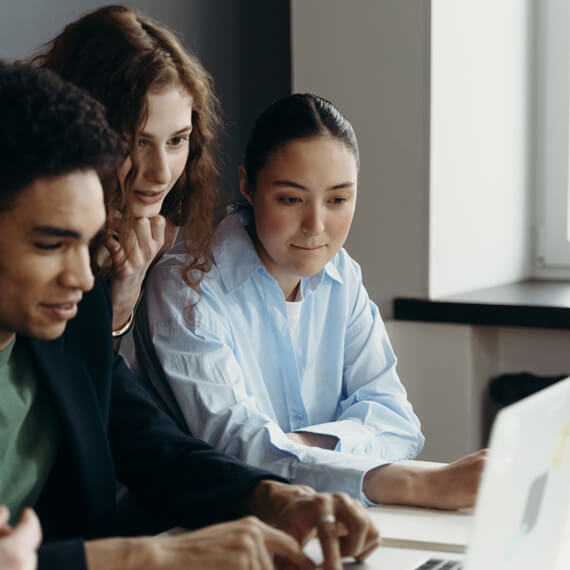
[363,449,488,510]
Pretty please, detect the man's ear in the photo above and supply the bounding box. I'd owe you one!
[239,165,254,206]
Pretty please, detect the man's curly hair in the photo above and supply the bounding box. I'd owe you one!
[0,60,127,210]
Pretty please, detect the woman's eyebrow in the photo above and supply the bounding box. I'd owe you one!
[140,125,193,139]
[272,179,308,190]
[272,180,355,191]
[329,182,355,190]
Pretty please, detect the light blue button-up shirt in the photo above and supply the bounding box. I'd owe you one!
[132,211,424,501]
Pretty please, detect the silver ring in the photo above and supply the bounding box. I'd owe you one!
[316,514,336,526]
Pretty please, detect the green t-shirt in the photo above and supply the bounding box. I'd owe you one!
[0,337,61,523]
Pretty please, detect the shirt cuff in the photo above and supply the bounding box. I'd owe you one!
[290,451,387,505]
[293,419,377,455]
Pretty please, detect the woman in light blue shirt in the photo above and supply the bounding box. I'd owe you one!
[134,93,486,507]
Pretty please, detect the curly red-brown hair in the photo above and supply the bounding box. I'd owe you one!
[32,4,221,291]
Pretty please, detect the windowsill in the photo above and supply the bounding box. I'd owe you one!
[393,279,570,330]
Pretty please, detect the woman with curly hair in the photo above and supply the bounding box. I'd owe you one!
[32,4,221,343]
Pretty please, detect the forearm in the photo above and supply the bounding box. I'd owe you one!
[286,431,338,449]
[85,538,145,570]
[111,287,140,331]
[362,451,485,509]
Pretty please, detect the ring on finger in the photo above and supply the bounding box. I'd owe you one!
[316,514,336,526]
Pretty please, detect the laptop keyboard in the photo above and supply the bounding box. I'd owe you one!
[414,559,464,569]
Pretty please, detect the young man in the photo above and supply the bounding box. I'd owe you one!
[0,61,379,570]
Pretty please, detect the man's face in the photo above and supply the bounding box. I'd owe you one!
[0,170,106,349]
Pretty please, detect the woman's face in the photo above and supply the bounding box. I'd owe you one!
[241,136,358,298]
[119,86,193,218]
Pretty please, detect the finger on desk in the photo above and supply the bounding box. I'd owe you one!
[317,521,342,570]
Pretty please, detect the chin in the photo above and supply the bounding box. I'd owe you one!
[128,196,164,219]
[30,322,68,341]
[131,204,162,218]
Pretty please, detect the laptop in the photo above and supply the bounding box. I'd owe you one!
[307,376,570,569]
[412,375,570,569]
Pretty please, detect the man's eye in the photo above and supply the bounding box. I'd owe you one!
[34,242,62,251]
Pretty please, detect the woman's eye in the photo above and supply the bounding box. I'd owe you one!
[169,135,189,147]
[330,197,348,205]
[137,139,149,149]
[279,196,301,205]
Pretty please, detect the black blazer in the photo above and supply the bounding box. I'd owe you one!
[27,280,282,570]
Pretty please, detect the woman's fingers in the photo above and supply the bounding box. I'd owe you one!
[149,214,166,244]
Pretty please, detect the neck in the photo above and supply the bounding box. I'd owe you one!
[285,281,301,302]
[0,331,16,352]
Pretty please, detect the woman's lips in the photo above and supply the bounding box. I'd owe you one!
[133,189,166,205]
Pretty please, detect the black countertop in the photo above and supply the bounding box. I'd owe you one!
[393,280,570,330]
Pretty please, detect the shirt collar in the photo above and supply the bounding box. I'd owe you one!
[214,209,263,293]
[214,208,344,294]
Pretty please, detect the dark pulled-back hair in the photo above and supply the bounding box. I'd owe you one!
[32,4,221,286]
[244,93,359,187]
[0,60,127,211]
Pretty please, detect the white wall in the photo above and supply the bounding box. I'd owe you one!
[292,0,431,316]
[429,0,534,297]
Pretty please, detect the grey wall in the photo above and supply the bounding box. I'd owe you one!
[292,1,431,316]
[0,0,291,201]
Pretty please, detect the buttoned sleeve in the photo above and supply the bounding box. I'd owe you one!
[293,254,424,461]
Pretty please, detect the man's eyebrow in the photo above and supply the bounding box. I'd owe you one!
[272,180,356,191]
[140,125,193,139]
[31,226,82,239]
[31,221,106,240]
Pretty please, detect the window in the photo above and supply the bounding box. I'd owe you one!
[535,0,570,275]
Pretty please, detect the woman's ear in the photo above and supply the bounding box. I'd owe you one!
[239,165,254,206]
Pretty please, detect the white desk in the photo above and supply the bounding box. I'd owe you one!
[305,540,464,569]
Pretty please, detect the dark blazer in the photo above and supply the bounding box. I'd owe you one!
[27,280,282,570]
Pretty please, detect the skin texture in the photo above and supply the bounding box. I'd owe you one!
[109,86,192,333]
[240,136,358,301]
[0,507,42,570]
[0,170,105,350]
[363,449,488,509]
